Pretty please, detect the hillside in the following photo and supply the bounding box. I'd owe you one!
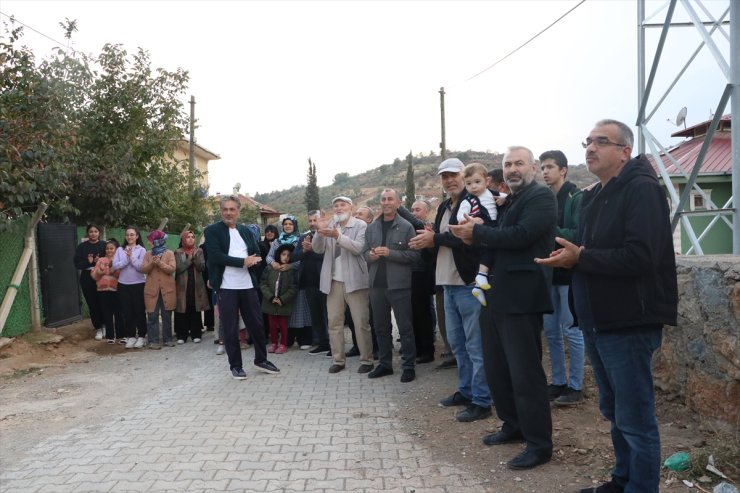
[254,151,597,217]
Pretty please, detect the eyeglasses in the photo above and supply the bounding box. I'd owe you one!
[582,136,627,148]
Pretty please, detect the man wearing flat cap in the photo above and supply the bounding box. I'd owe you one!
[312,196,374,374]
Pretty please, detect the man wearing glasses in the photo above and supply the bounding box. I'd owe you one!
[536,119,678,493]
[449,147,557,470]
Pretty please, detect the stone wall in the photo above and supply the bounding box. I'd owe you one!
[653,256,739,428]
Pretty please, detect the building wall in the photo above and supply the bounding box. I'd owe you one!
[678,180,732,254]
[171,147,210,190]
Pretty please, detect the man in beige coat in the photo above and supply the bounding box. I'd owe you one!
[312,196,374,374]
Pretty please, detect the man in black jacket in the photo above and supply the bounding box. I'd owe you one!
[536,120,678,493]
[292,210,330,355]
[450,146,557,470]
[409,158,493,424]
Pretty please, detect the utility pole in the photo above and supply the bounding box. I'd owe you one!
[188,96,196,195]
[439,87,447,160]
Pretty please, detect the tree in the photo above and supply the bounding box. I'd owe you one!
[0,21,197,231]
[304,158,319,212]
[405,151,415,209]
[333,172,350,185]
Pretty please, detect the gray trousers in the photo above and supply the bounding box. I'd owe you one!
[370,287,416,370]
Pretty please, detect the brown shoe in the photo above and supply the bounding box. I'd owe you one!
[328,364,345,374]
[357,364,374,374]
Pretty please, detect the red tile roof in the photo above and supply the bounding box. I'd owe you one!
[650,126,732,177]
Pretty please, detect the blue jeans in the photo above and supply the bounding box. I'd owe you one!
[543,284,584,390]
[583,324,662,493]
[443,285,492,407]
[146,294,172,345]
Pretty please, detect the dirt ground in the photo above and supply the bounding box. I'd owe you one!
[0,322,737,492]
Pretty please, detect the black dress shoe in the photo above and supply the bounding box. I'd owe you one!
[481,430,525,446]
[357,364,374,374]
[506,449,551,470]
[400,369,415,383]
[435,359,457,370]
[455,404,492,422]
[345,346,360,357]
[367,365,394,379]
[415,354,434,364]
[328,364,345,374]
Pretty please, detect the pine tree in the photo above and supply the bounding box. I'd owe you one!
[305,158,320,212]
[405,151,415,209]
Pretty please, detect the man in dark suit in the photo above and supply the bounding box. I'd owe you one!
[450,146,557,470]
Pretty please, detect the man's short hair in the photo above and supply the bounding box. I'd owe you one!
[220,194,242,210]
[539,150,568,168]
[308,210,321,218]
[412,200,431,212]
[463,162,489,179]
[506,146,535,165]
[488,168,504,183]
[596,119,634,148]
[381,188,402,201]
[357,205,374,216]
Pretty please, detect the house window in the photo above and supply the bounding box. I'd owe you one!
[690,189,711,211]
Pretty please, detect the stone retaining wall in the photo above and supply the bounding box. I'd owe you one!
[653,256,739,428]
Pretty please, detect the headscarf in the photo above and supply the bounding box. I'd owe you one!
[246,223,261,242]
[264,224,279,244]
[180,229,196,255]
[277,216,299,245]
[147,230,169,257]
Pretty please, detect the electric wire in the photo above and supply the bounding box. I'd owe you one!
[463,0,586,83]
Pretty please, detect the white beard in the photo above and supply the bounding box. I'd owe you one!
[334,213,350,223]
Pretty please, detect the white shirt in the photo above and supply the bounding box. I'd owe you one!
[457,189,501,223]
[220,228,254,290]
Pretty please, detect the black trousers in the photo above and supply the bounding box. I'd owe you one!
[217,288,267,370]
[99,291,123,340]
[411,271,435,358]
[118,283,147,338]
[480,308,553,456]
[304,285,329,347]
[174,309,203,341]
[80,271,103,330]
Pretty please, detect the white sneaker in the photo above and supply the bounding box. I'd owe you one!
[177,339,185,345]
[134,337,146,349]
[193,338,201,343]
[125,337,137,349]
[216,345,225,355]
[299,345,311,350]
[95,329,103,341]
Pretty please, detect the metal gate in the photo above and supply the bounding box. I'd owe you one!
[38,223,81,327]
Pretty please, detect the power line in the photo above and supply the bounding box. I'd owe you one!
[463,0,586,83]
[0,11,77,54]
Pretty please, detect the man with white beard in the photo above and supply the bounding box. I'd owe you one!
[312,196,374,374]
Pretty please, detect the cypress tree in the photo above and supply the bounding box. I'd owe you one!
[305,158,320,212]
[405,151,415,209]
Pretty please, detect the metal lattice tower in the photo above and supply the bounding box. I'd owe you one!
[637,0,739,254]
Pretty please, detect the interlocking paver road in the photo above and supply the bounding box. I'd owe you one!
[0,335,494,492]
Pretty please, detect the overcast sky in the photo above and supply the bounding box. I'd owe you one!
[1,0,730,196]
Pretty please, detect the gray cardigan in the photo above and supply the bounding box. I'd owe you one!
[312,216,369,295]
[363,214,419,290]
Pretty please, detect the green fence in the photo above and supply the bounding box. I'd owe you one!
[0,218,34,337]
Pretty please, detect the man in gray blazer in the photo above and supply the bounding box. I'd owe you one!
[364,189,420,383]
[312,196,374,374]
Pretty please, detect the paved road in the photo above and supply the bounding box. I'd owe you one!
[0,332,494,493]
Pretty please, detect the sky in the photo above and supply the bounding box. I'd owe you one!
[1,0,731,197]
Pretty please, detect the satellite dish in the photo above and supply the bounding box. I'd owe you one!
[666,107,687,129]
[676,107,687,128]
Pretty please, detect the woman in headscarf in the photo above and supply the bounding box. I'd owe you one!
[174,229,209,344]
[141,230,176,349]
[265,216,312,349]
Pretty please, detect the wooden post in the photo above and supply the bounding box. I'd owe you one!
[0,203,48,335]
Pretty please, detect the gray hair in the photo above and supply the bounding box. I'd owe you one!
[307,209,322,218]
[412,200,431,212]
[219,194,242,210]
[506,146,535,165]
[381,188,402,201]
[357,205,374,216]
[595,119,634,148]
